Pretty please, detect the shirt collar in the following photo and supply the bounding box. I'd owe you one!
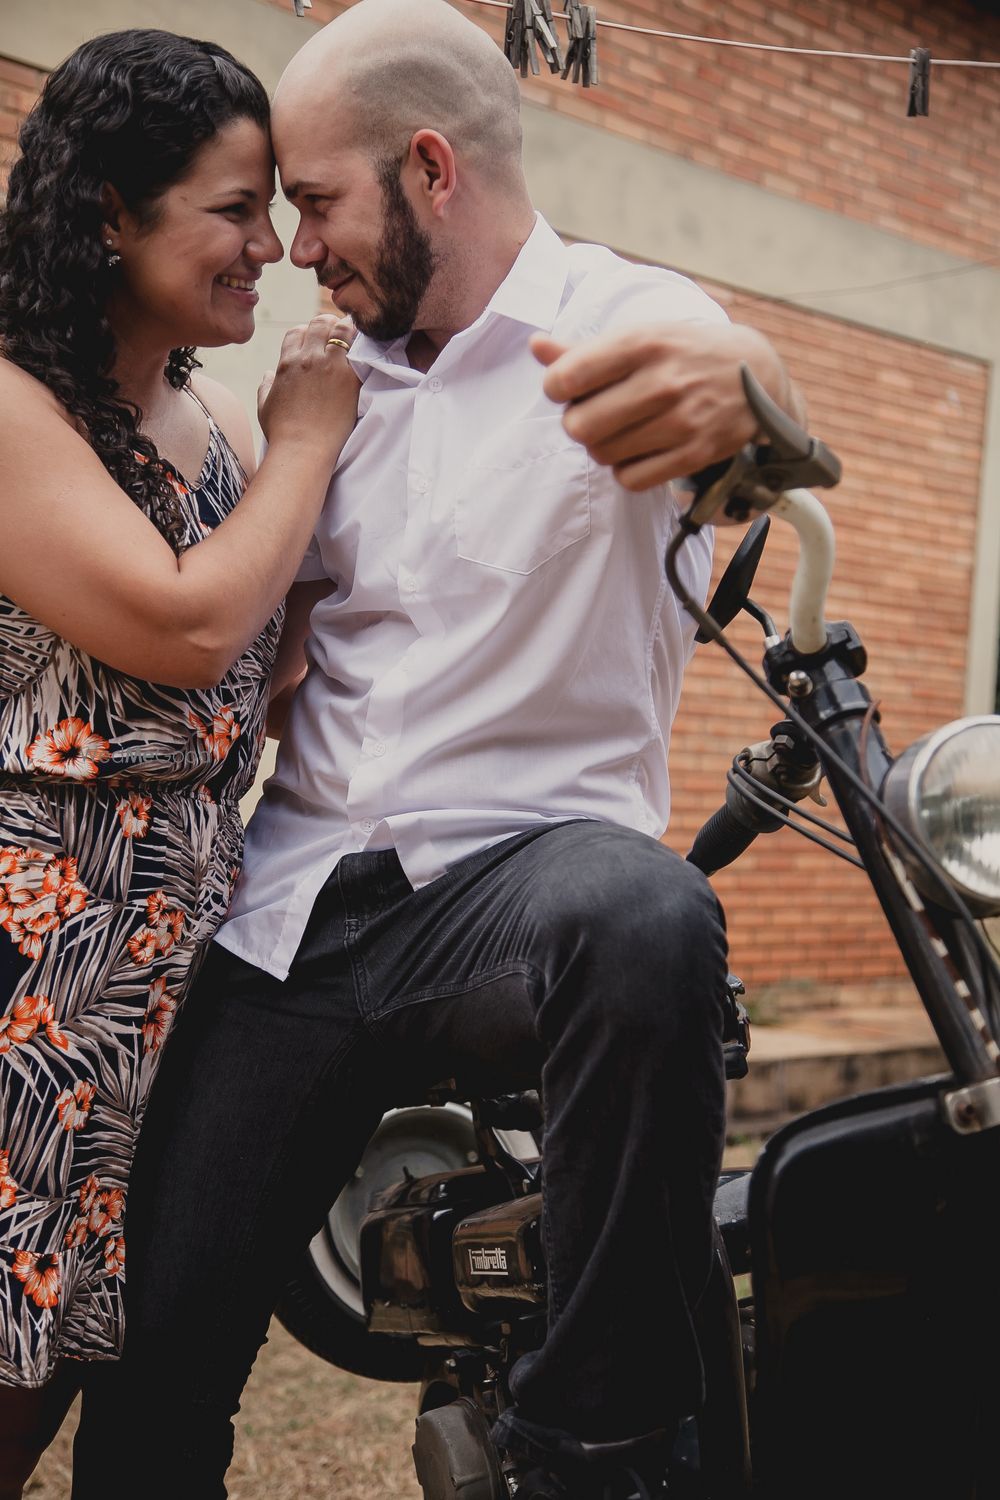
[482,212,569,331]
[348,212,568,383]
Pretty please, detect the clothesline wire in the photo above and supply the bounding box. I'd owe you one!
[783,257,1000,301]
[460,0,1000,68]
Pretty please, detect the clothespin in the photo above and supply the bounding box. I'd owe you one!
[504,0,564,78]
[562,1,599,88]
[907,47,930,117]
[292,0,313,15]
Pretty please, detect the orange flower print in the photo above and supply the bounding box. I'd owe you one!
[0,845,44,901]
[78,1175,100,1215]
[0,1151,18,1209]
[36,997,69,1051]
[116,792,152,839]
[103,1236,126,1277]
[1,883,58,961]
[196,785,215,806]
[1,853,89,958]
[188,706,241,762]
[56,1081,96,1131]
[126,928,158,966]
[42,856,87,912]
[25,717,111,781]
[0,993,63,1051]
[127,890,185,965]
[142,977,177,1053]
[12,1250,60,1309]
[64,1218,89,1249]
[0,995,44,1052]
[87,1187,124,1238]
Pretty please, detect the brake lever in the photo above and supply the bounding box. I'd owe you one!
[677,366,842,526]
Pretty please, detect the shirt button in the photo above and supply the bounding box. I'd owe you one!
[412,473,430,494]
[402,574,417,594]
[428,376,442,393]
[371,741,386,757]
[360,818,376,834]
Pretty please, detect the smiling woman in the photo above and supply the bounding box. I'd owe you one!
[0,28,360,1495]
[103,115,281,374]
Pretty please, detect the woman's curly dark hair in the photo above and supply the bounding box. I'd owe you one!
[0,30,270,551]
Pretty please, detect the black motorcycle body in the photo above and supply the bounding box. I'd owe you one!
[747,1075,1000,1500]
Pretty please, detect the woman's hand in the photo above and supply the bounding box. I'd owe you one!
[258,313,361,463]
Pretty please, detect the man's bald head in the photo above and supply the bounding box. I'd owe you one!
[275,0,524,188]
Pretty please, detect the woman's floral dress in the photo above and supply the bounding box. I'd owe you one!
[0,413,283,1386]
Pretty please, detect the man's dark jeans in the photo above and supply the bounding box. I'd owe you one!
[73,819,729,1496]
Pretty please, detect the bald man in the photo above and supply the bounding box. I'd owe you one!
[74,4,800,1497]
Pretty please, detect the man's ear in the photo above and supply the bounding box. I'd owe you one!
[406,129,457,217]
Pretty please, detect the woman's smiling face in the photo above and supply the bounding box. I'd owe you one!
[107,117,284,351]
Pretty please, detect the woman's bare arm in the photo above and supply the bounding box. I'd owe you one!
[0,317,356,688]
[265,577,335,739]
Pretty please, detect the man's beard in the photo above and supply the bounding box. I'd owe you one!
[351,158,438,343]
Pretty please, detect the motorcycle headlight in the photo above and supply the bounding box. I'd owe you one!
[882,715,1000,917]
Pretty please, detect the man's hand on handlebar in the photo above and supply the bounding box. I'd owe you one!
[531,322,806,520]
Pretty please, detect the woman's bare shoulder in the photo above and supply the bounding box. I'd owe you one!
[190,371,256,476]
[0,355,79,433]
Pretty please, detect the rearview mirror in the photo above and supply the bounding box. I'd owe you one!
[695,515,770,644]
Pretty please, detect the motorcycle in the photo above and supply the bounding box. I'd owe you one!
[276,376,1000,1499]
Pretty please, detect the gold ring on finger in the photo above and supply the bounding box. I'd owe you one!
[326,337,351,351]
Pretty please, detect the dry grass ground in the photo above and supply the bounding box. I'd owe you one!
[28,1319,423,1499]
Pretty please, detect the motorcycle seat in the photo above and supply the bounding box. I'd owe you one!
[714,1168,751,1273]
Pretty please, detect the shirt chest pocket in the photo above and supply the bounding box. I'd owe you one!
[454,415,591,575]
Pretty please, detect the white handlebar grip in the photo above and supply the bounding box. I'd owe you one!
[771,489,836,655]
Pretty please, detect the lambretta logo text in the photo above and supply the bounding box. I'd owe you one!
[468,1246,508,1275]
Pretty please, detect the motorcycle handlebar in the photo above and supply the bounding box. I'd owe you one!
[768,488,836,655]
[687,803,760,876]
[683,489,836,879]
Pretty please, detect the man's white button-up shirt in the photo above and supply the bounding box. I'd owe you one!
[216,215,724,980]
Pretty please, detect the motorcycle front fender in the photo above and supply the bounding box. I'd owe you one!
[747,1073,1000,1500]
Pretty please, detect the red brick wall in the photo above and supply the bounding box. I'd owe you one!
[265,0,1000,265]
[664,287,987,1001]
[0,57,43,191]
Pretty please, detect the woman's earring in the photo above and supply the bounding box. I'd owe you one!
[104,237,121,268]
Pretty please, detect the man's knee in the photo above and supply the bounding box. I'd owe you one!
[543,829,722,965]
[529,827,727,1041]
